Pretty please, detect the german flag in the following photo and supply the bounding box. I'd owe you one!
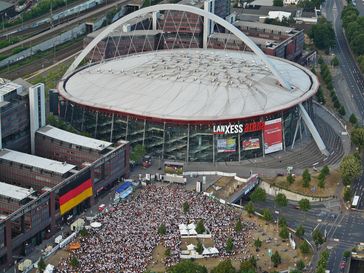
[59,178,93,215]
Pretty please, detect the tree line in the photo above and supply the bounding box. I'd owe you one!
[341,5,364,72]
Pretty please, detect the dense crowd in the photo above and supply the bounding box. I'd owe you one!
[56,184,256,273]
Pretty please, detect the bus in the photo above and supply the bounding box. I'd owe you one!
[352,195,360,209]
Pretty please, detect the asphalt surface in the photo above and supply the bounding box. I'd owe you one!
[324,0,364,122]
[319,1,364,272]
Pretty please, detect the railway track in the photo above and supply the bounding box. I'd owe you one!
[0,0,134,55]
[1,39,83,79]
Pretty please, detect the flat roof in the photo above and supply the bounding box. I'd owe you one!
[0,149,76,174]
[234,20,295,33]
[0,1,13,11]
[60,49,318,122]
[37,125,112,151]
[0,181,34,201]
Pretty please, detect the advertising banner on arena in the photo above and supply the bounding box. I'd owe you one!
[217,138,236,153]
[59,171,93,215]
[242,137,260,151]
[263,118,283,154]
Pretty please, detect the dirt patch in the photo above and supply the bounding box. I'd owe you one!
[181,238,215,249]
[264,170,340,198]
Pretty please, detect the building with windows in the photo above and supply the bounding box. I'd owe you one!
[56,4,328,163]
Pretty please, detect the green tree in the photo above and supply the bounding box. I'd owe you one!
[254,237,262,250]
[279,225,289,240]
[350,33,364,55]
[211,259,236,273]
[165,248,171,257]
[168,260,208,273]
[275,193,288,207]
[278,216,287,227]
[321,165,330,176]
[235,218,243,232]
[350,113,358,125]
[287,173,295,185]
[130,144,146,162]
[225,237,234,253]
[245,201,255,216]
[344,250,351,258]
[38,257,46,272]
[70,256,79,268]
[271,251,282,267]
[262,208,273,222]
[343,187,352,202]
[250,188,266,202]
[273,0,283,5]
[196,241,203,255]
[309,18,335,50]
[316,266,326,273]
[340,154,362,185]
[299,240,311,254]
[331,56,339,66]
[318,176,325,188]
[296,259,305,270]
[312,229,325,246]
[339,105,346,116]
[196,220,206,234]
[299,198,311,212]
[296,225,305,238]
[302,169,311,188]
[79,227,89,237]
[158,223,166,235]
[351,127,364,151]
[183,201,190,214]
[240,258,257,272]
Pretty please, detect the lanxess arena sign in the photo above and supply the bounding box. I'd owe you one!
[213,122,265,135]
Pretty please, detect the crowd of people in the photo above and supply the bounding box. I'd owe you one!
[56,184,256,273]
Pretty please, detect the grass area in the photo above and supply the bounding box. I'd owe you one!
[263,170,340,198]
[0,37,82,77]
[28,62,70,92]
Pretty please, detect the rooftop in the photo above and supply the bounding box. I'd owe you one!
[234,20,295,33]
[0,149,76,174]
[60,49,318,122]
[37,125,112,151]
[0,181,34,201]
[0,1,14,11]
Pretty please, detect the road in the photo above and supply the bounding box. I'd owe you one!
[324,0,364,122]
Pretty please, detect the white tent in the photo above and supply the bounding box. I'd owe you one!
[187,223,196,230]
[180,229,189,236]
[202,248,211,255]
[189,229,198,236]
[187,244,195,251]
[44,264,54,273]
[178,224,187,230]
[209,247,219,254]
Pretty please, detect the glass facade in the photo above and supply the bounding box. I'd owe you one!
[60,100,310,162]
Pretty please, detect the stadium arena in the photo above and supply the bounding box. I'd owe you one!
[57,4,328,162]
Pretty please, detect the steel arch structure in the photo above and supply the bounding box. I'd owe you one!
[65,4,292,89]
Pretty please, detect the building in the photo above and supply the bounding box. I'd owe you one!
[233,21,304,60]
[57,4,328,163]
[0,1,15,19]
[35,125,113,168]
[0,149,76,190]
[0,182,35,216]
[0,80,30,153]
[0,138,129,267]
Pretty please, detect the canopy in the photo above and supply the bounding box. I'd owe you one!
[115,182,133,193]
